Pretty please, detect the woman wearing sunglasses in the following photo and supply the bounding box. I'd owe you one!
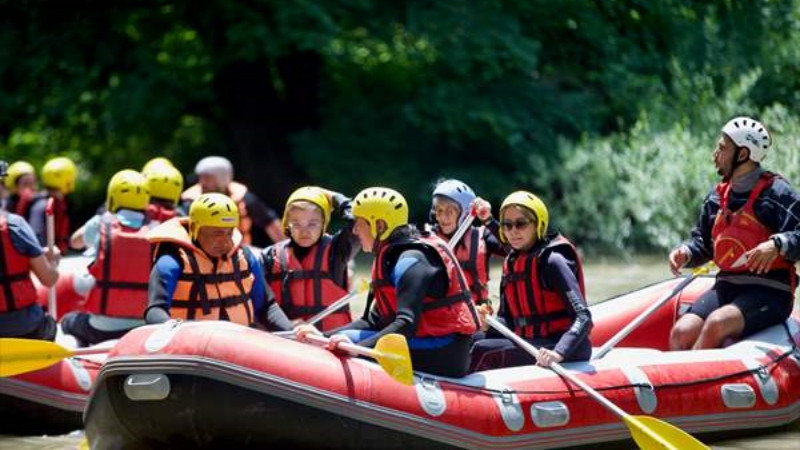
[470,191,593,371]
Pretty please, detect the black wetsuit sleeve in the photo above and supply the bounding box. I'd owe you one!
[482,219,509,257]
[328,192,360,287]
[756,179,800,261]
[257,287,294,332]
[542,252,593,359]
[683,187,717,267]
[144,248,184,324]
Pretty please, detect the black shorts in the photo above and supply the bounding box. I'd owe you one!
[15,314,57,341]
[60,312,133,347]
[687,280,793,337]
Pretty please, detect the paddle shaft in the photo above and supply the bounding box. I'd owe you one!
[484,315,628,418]
[304,333,380,360]
[305,290,359,326]
[592,273,699,360]
[45,197,57,319]
[447,209,475,249]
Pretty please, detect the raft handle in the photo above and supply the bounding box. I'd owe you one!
[124,373,171,401]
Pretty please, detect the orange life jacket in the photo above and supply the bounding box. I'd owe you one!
[264,236,351,331]
[0,213,38,312]
[85,213,151,318]
[501,234,585,340]
[442,226,490,305]
[181,182,253,245]
[371,232,479,338]
[148,218,254,325]
[712,172,794,274]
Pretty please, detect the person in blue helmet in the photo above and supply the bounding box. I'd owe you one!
[429,179,507,307]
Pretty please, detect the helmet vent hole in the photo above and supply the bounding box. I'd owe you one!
[389,195,395,202]
[355,199,361,206]
[210,211,220,216]
[394,203,402,210]
[381,191,387,198]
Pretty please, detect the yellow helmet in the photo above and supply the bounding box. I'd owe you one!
[106,169,151,213]
[42,157,77,194]
[146,164,184,204]
[499,191,549,242]
[141,157,174,177]
[352,187,408,240]
[4,161,36,192]
[189,193,240,240]
[282,186,332,233]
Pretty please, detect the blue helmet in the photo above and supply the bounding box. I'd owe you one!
[432,179,476,225]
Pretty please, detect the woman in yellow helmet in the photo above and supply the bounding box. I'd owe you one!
[145,193,297,332]
[470,191,593,371]
[26,156,77,253]
[0,161,60,341]
[4,161,38,216]
[61,170,152,346]
[261,186,359,331]
[298,187,480,378]
[144,163,185,225]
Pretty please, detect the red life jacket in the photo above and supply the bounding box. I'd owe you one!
[371,232,479,338]
[450,226,490,305]
[145,203,178,225]
[182,182,253,245]
[501,234,586,340]
[27,193,70,253]
[8,189,35,217]
[264,236,351,331]
[85,213,152,318]
[0,213,38,313]
[712,172,794,273]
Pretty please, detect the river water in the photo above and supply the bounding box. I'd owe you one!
[2,255,798,449]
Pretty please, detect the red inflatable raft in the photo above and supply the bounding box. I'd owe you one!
[0,342,108,435]
[84,276,800,449]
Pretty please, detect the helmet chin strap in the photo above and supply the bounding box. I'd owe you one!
[725,147,748,181]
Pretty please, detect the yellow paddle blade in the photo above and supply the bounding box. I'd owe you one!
[79,438,90,450]
[356,277,370,294]
[0,338,73,377]
[625,415,709,450]
[373,333,413,386]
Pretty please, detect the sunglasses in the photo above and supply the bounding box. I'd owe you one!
[501,219,532,231]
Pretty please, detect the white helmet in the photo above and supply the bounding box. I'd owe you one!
[194,156,233,186]
[721,117,771,163]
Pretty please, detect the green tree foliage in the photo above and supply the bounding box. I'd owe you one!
[2,0,798,251]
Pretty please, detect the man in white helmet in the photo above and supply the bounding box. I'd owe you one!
[180,156,286,247]
[669,117,800,350]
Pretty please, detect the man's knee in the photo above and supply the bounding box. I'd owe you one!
[703,307,744,341]
[670,314,703,350]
